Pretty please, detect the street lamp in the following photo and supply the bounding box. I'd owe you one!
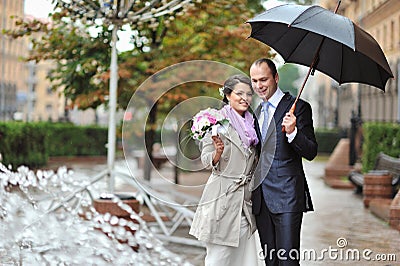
[52,0,198,191]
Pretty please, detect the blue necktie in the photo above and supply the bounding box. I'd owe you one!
[261,101,270,141]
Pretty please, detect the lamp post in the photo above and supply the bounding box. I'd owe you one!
[53,0,197,191]
[108,26,118,191]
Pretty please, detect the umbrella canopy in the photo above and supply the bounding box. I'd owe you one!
[247,4,393,91]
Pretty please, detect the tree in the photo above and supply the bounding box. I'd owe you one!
[5,1,268,110]
[119,0,270,107]
[4,13,112,110]
[4,0,273,180]
[278,63,300,97]
[263,0,314,5]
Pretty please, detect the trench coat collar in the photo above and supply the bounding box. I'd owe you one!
[220,124,249,157]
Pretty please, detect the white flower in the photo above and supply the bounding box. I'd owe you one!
[190,108,229,140]
[218,87,225,97]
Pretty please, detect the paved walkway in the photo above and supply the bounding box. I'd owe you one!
[63,156,400,265]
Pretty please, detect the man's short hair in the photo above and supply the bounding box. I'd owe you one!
[252,58,278,77]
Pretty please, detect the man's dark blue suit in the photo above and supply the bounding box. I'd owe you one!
[252,92,318,266]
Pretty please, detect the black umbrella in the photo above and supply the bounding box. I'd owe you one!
[247,1,393,118]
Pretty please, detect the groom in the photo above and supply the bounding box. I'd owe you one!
[250,58,317,266]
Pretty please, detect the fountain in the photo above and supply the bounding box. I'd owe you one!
[0,163,191,265]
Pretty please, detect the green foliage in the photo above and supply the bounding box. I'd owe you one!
[278,63,300,96]
[315,128,344,154]
[362,122,400,172]
[5,0,271,112]
[45,123,108,157]
[272,0,314,5]
[0,122,108,169]
[248,0,265,13]
[0,122,48,169]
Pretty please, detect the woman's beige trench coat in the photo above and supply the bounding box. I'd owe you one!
[189,125,258,247]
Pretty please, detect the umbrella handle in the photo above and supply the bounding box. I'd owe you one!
[281,102,297,133]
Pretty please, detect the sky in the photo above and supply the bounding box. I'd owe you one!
[24,0,55,18]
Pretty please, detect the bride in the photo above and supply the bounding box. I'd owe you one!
[189,74,264,266]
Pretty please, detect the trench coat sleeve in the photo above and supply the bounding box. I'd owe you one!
[200,133,220,170]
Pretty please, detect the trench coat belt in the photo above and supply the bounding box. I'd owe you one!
[225,173,252,194]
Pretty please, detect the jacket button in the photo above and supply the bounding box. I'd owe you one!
[224,157,229,161]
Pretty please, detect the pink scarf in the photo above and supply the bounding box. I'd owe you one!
[220,105,259,148]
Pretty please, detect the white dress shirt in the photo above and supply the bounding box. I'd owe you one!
[258,88,297,143]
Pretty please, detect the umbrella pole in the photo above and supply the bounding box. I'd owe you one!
[282,39,323,132]
[282,0,342,132]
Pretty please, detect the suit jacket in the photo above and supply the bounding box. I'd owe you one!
[189,124,258,247]
[252,92,317,214]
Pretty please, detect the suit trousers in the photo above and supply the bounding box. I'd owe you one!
[256,193,303,266]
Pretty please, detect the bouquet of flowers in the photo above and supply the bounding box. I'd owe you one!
[190,108,229,140]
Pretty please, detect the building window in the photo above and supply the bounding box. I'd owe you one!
[46,104,53,114]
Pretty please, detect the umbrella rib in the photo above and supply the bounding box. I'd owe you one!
[289,7,325,27]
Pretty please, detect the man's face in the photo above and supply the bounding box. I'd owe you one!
[249,62,279,101]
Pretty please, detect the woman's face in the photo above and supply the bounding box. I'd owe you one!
[226,82,253,116]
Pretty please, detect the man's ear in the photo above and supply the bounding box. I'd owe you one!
[275,73,279,84]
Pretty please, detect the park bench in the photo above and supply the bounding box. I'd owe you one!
[348,152,400,195]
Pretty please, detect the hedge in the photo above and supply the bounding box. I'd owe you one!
[0,122,48,168]
[315,128,345,154]
[362,122,400,172]
[45,123,108,157]
[0,122,108,169]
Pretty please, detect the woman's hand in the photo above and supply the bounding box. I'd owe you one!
[212,135,224,165]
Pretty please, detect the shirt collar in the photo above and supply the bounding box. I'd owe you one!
[267,87,284,109]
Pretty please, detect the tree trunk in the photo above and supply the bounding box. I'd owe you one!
[144,101,158,180]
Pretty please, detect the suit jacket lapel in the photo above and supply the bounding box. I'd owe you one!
[254,102,275,146]
[273,92,295,127]
[254,104,262,140]
[255,93,295,147]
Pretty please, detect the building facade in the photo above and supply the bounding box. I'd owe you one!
[0,0,26,121]
[0,2,66,122]
[316,0,399,128]
[30,60,67,122]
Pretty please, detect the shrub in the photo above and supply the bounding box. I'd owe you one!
[0,122,48,168]
[45,123,108,156]
[0,122,108,168]
[362,122,400,172]
[315,128,345,154]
